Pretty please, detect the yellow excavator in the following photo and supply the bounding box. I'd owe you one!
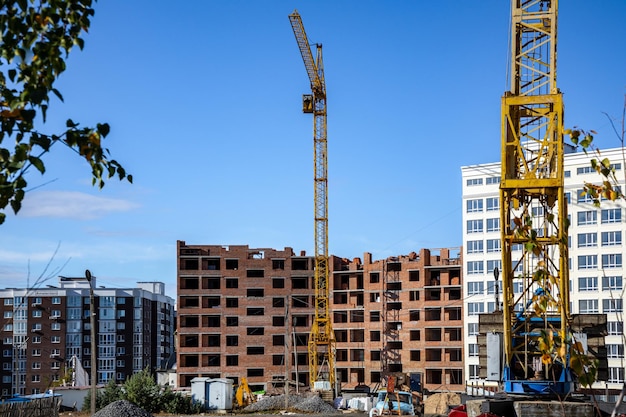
[235,377,256,408]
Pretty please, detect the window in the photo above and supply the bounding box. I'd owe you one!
[487,281,502,295]
[487,259,501,274]
[602,231,622,246]
[486,239,501,253]
[577,189,595,203]
[468,323,479,336]
[603,276,623,291]
[468,344,479,357]
[247,288,264,298]
[577,210,597,225]
[467,261,484,275]
[466,199,483,213]
[578,255,597,270]
[608,321,623,335]
[486,197,499,211]
[578,277,598,291]
[466,178,483,186]
[576,166,594,175]
[577,232,597,248]
[52,297,61,304]
[272,278,284,289]
[602,253,622,268]
[608,367,625,384]
[467,220,483,234]
[602,208,621,224]
[486,176,500,185]
[608,344,624,359]
[469,365,480,380]
[247,307,264,316]
[486,218,500,232]
[603,299,623,313]
[468,303,484,316]
[578,299,599,313]
[467,240,483,254]
[467,282,484,295]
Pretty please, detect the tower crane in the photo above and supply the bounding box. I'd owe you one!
[499,0,572,395]
[288,10,336,393]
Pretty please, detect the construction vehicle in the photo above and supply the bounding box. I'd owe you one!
[288,10,336,399]
[234,377,255,408]
[370,376,418,417]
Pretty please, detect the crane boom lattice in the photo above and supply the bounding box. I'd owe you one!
[288,9,335,391]
[500,0,572,395]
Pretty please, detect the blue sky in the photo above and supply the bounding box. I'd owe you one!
[1,1,624,298]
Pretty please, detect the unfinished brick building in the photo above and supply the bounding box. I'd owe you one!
[330,248,464,392]
[176,241,463,393]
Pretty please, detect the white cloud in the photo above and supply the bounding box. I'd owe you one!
[20,191,139,219]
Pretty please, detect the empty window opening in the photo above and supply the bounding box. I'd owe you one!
[225,259,239,270]
[247,269,264,278]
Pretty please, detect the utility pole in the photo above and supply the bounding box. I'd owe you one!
[86,270,97,415]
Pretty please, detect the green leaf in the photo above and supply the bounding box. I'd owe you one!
[51,88,64,102]
[28,155,45,174]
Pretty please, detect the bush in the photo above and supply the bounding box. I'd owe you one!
[82,368,202,415]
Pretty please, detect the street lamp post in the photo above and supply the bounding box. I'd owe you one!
[86,270,97,415]
[494,267,500,312]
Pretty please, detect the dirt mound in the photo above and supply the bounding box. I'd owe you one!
[424,392,461,415]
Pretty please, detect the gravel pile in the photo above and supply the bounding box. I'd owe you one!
[92,400,152,417]
[243,393,340,414]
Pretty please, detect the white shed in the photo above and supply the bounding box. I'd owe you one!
[191,377,234,411]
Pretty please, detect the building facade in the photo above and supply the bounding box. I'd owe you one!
[176,240,463,393]
[0,277,175,398]
[461,146,625,392]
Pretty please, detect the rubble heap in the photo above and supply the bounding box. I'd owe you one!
[243,393,340,414]
[91,400,152,417]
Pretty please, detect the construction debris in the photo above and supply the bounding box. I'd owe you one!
[91,400,152,417]
[423,392,461,416]
[242,393,341,414]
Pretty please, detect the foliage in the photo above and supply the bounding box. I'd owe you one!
[82,378,123,412]
[0,0,131,225]
[565,95,626,206]
[81,368,201,414]
[161,385,204,415]
[122,367,163,413]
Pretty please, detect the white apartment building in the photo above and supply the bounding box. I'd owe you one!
[461,146,626,391]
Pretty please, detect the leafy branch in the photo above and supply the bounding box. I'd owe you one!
[0,0,132,225]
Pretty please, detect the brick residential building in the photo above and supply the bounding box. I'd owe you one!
[0,277,175,398]
[176,240,463,393]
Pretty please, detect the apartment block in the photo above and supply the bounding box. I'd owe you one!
[176,240,463,393]
[461,146,625,392]
[330,248,463,392]
[0,277,175,398]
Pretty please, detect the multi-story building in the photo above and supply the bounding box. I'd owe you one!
[330,248,463,392]
[176,240,463,393]
[461,146,625,392]
[0,277,175,398]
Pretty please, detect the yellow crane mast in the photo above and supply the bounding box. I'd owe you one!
[288,10,336,392]
[500,0,572,394]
